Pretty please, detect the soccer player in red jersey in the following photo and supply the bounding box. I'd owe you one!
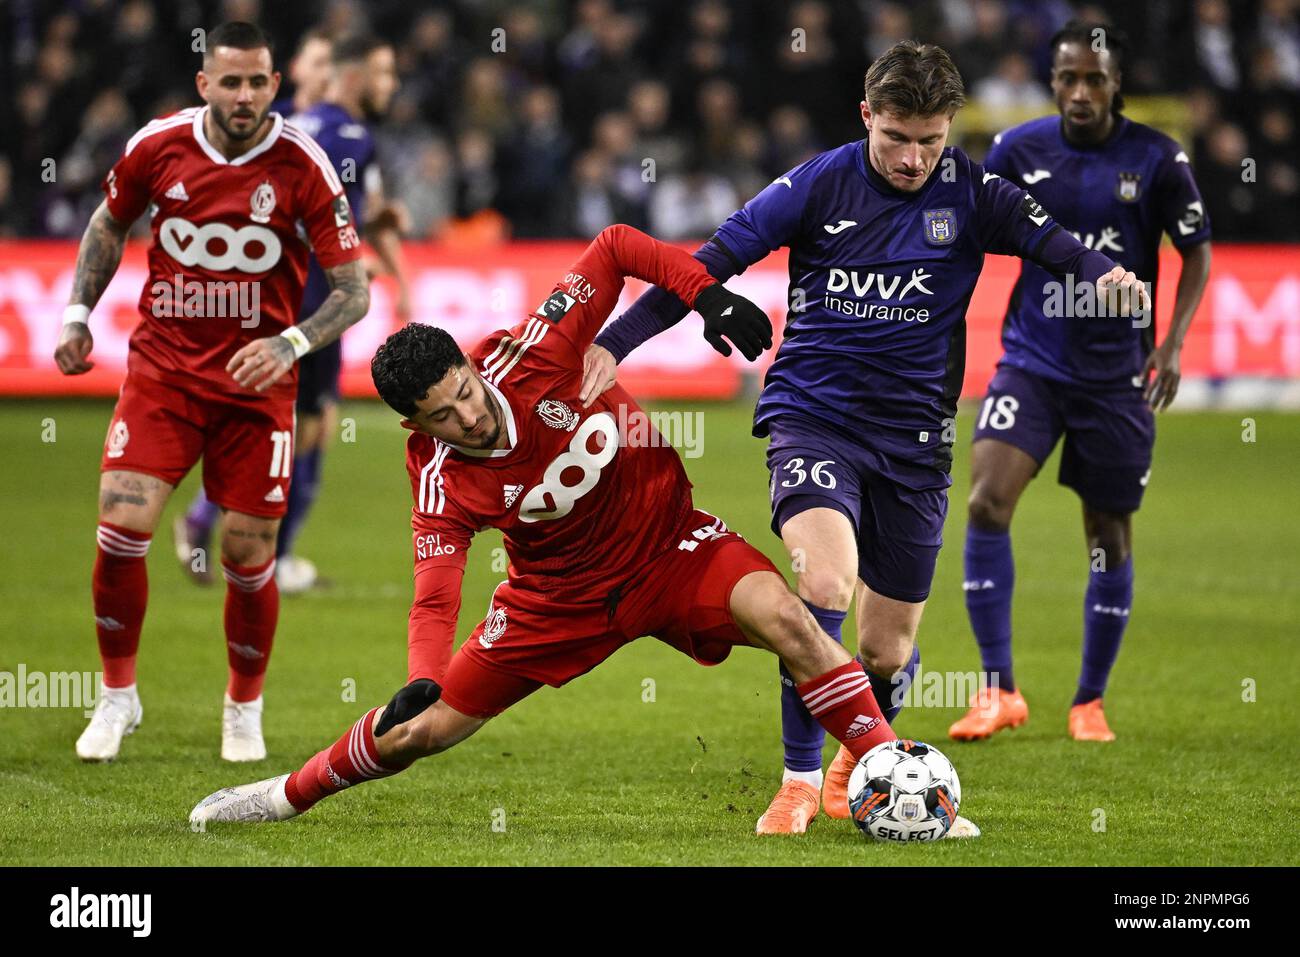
[53,22,369,763]
[189,223,914,828]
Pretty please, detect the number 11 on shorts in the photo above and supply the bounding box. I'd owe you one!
[269,430,292,478]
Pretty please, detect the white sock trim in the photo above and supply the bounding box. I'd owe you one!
[782,767,824,787]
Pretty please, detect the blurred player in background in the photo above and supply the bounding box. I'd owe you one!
[186,224,973,832]
[54,22,369,763]
[949,22,1212,744]
[583,40,1147,834]
[276,28,334,117]
[178,32,409,594]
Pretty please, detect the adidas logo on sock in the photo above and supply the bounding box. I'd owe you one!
[844,714,881,739]
[264,486,285,503]
[165,181,189,202]
[962,579,996,591]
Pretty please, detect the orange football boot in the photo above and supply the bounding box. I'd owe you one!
[821,745,856,819]
[756,779,821,834]
[1069,698,1116,741]
[948,686,1029,741]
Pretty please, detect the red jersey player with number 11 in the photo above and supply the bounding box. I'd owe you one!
[54,22,369,764]
[189,223,913,828]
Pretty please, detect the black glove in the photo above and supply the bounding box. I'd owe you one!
[374,678,442,736]
[693,283,773,361]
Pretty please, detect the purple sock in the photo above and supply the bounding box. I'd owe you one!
[860,645,919,724]
[277,447,322,557]
[779,600,847,772]
[964,525,1016,692]
[1075,556,1133,705]
[184,489,220,553]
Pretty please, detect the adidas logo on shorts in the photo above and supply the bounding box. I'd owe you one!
[264,486,285,503]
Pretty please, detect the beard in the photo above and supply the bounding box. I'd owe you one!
[463,392,503,448]
[211,101,269,141]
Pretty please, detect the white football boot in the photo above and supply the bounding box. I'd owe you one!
[221,693,267,762]
[76,683,142,762]
[275,555,318,595]
[189,773,298,826]
[945,815,982,838]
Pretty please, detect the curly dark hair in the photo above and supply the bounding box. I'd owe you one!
[1049,19,1128,114]
[370,323,466,417]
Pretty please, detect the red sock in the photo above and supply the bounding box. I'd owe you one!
[222,557,278,702]
[93,523,151,687]
[283,707,410,812]
[797,660,897,759]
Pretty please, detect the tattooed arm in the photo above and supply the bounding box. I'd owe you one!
[227,259,371,393]
[54,200,131,375]
[297,259,372,351]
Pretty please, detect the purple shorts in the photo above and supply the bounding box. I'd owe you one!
[765,414,948,604]
[973,365,1155,513]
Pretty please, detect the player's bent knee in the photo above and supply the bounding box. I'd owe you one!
[1084,510,1132,567]
[968,486,1014,532]
[220,513,280,565]
[98,470,169,530]
[858,641,913,678]
[797,567,855,611]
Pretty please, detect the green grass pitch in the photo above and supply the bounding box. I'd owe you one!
[1,398,1297,866]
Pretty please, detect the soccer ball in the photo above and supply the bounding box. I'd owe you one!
[847,739,961,843]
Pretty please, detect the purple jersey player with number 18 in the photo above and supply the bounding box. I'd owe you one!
[949,22,1212,745]
[582,40,1148,836]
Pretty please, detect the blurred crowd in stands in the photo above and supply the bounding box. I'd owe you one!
[1,0,1297,242]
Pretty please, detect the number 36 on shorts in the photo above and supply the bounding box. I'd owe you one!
[770,457,839,502]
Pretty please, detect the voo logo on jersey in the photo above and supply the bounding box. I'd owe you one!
[159,217,281,273]
[518,412,618,523]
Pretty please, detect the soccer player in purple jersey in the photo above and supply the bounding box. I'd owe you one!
[949,22,1211,744]
[578,40,1148,835]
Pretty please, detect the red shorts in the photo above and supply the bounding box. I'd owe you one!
[438,510,783,719]
[101,370,296,518]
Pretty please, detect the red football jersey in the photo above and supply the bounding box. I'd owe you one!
[403,226,718,679]
[102,105,362,402]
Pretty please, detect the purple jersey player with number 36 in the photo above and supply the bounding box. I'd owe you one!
[581,40,1149,836]
[950,21,1212,746]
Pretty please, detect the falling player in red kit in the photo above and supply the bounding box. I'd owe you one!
[53,22,369,763]
[188,223,949,830]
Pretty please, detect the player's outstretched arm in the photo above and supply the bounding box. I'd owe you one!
[592,158,818,371]
[227,258,370,392]
[54,201,131,375]
[591,234,745,362]
[979,172,1149,320]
